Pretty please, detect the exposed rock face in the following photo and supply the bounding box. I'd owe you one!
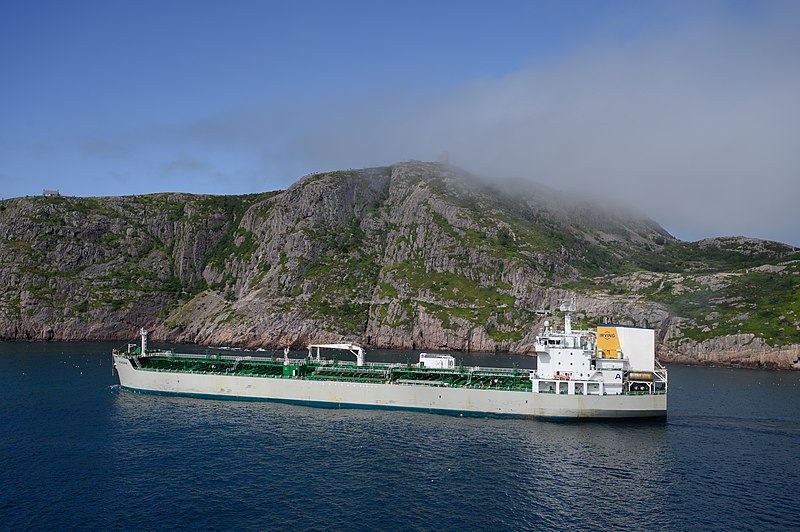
[0,192,265,341]
[664,327,800,369]
[0,162,798,369]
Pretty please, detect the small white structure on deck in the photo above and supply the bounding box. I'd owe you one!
[419,353,456,369]
[306,343,365,366]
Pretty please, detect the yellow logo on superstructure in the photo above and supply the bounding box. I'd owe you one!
[596,325,621,358]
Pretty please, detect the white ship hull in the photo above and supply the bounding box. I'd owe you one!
[114,355,666,419]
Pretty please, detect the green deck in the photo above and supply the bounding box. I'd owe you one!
[127,352,534,392]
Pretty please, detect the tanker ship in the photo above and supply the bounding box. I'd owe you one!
[112,307,667,419]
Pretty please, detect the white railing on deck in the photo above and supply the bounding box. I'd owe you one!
[131,351,532,376]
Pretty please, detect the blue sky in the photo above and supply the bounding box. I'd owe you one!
[1,1,798,245]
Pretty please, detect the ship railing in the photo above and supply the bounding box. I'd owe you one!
[468,366,525,374]
[124,349,178,358]
[311,359,398,368]
[141,350,175,358]
[143,352,280,363]
[395,379,448,387]
[129,350,535,377]
[653,360,668,383]
[313,359,529,375]
[624,389,667,396]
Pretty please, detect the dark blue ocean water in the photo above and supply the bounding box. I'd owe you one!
[1,342,798,531]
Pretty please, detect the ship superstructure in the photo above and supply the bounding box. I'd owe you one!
[533,303,667,398]
[113,310,667,419]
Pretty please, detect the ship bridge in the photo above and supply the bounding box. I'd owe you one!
[531,305,666,397]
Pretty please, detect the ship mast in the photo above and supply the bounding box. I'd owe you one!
[560,296,576,335]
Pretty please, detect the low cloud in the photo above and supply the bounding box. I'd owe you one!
[73,3,799,246]
[235,3,799,246]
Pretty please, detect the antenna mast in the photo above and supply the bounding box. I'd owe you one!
[559,295,576,335]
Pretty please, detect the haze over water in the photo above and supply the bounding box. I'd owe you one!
[1,342,798,530]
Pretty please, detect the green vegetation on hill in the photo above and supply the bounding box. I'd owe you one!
[633,263,800,346]
[0,162,797,363]
[297,217,381,335]
[0,191,278,332]
[631,239,800,273]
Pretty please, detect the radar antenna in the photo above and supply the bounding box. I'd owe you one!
[559,295,576,335]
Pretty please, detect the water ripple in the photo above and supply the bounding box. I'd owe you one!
[0,346,798,530]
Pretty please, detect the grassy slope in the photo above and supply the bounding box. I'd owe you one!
[595,240,800,346]
[2,169,798,350]
[574,253,799,348]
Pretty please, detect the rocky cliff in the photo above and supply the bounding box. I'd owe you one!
[1,162,798,368]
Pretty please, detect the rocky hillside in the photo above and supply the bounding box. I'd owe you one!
[1,161,798,369]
